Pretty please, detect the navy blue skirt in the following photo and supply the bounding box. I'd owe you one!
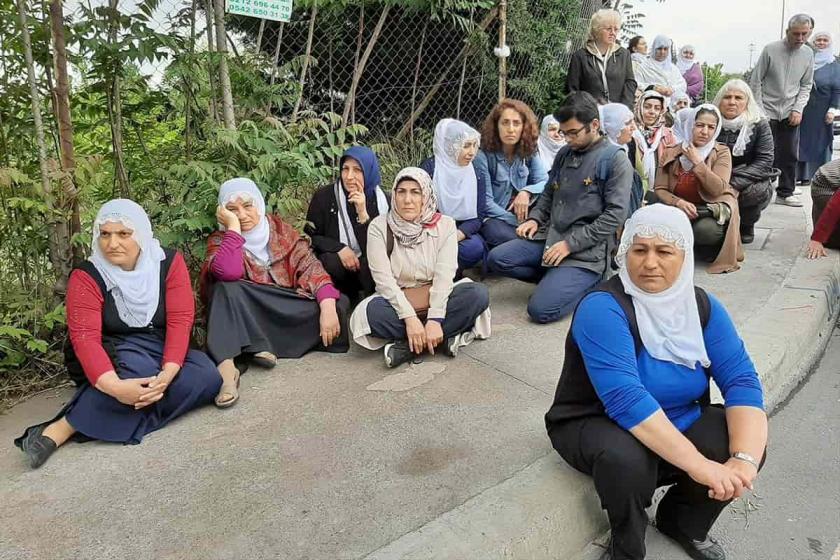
[19,334,221,446]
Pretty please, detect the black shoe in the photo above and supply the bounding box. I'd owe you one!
[19,425,57,469]
[657,521,726,560]
[384,341,413,368]
[740,226,755,244]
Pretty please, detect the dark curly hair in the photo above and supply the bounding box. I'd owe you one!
[480,98,540,160]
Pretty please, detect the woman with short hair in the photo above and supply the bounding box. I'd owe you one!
[349,167,491,368]
[474,99,548,248]
[546,204,767,560]
[655,105,744,273]
[565,8,637,108]
[16,200,222,468]
[713,79,777,244]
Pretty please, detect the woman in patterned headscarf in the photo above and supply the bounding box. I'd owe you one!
[349,167,491,369]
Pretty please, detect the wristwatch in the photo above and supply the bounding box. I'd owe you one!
[732,452,759,469]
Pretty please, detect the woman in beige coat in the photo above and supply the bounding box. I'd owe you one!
[349,167,491,368]
[655,105,744,274]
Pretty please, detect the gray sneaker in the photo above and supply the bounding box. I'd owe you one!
[775,194,803,207]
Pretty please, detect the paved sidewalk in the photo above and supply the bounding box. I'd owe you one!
[1,194,838,560]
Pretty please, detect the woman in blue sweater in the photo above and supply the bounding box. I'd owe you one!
[420,119,487,272]
[545,205,767,560]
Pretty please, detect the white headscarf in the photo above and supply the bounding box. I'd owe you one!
[537,114,566,171]
[634,36,688,100]
[218,178,271,264]
[713,79,765,157]
[599,103,634,147]
[676,45,698,74]
[90,199,166,328]
[632,90,668,184]
[649,35,674,72]
[669,90,691,113]
[672,104,723,171]
[432,119,481,221]
[813,32,835,71]
[617,204,711,369]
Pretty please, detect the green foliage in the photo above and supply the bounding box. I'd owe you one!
[702,62,744,103]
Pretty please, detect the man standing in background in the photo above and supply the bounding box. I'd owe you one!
[750,13,814,207]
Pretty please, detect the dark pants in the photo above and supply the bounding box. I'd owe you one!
[480,218,519,248]
[812,194,840,249]
[738,180,774,230]
[318,252,375,302]
[549,407,763,560]
[769,119,799,198]
[487,238,601,323]
[65,334,221,444]
[366,282,489,341]
[458,234,488,270]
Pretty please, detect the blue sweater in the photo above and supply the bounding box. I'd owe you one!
[420,158,486,238]
[572,291,764,432]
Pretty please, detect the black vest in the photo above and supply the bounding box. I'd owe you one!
[544,275,711,431]
[64,249,177,386]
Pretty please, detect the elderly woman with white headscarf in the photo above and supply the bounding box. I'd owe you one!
[420,119,488,272]
[200,178,349,407]
[714,79,777,244]
[635,35,688,101]
[15,200,222,469]
[655,105,744,273]
[797,31,840,182]
[546,204,767,560]
[677,44,704,104]
[536,115,566,172]
[601,102,643,214]
[350,167,491,369]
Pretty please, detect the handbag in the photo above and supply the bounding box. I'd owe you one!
[386,226,432,319]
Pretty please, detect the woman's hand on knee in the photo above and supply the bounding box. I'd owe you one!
[405,316,426,354]
[424,321,444,354]
[338,247,361,271]
[690,458,745,501]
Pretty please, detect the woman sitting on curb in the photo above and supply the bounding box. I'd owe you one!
[16,200,221,468]
[200,178,349,407]
[546,205,767,560]
[349,167,491,368]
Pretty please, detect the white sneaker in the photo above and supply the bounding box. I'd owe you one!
[775,194,804,207]
[793,187,803,195]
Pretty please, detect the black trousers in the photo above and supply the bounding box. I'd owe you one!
[318,252,375,303]
[769,119,800,198]
[549,407,759,560]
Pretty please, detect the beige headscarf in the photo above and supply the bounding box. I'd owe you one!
[387,167,441,247]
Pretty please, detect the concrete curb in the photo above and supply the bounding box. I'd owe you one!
[362,252,840,560]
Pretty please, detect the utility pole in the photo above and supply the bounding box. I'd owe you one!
[779,0,786,39]
[748,42,756,69]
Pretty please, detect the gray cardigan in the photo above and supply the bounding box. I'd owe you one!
[750,40,814,121]
[528,137,632,275]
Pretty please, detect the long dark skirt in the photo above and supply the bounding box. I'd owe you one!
[206,280,350,363]
[15,334,221,446]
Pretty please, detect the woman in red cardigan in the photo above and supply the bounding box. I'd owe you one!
[15,200,221,469]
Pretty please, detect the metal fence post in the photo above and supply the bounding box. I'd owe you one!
[497,0,507,101]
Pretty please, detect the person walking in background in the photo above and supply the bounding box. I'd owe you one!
[714,79,778,244]
[565,8,637,109]
[475,99,548,248]
[750,13,814,207]
[796,31,840,184]
[634,35,688,102]
[677,45,705,105]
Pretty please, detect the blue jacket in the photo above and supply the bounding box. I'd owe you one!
[420,158,486,238]
[473,150,548,227]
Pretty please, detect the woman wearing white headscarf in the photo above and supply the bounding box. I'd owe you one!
[634,35,688,101]
[546,204,767,560]
[677,45,704,104]
[797,31,840,182]
[200,178,349,407]
[420,119,488,272]
[536,115,566,171]
[630,90,676,196]
[350,167,491,369]
[600,102,643,214]
[655,105,744,273]
[15,200,222,469]
[714,79,777,244]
